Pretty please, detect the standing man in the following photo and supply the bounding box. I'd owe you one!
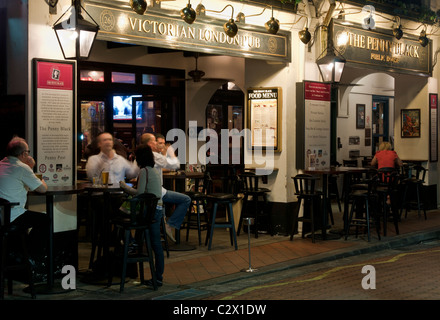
[0,137,49,263]
[140,133,191,242]
[86,132,139,184]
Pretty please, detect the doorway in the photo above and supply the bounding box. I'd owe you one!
[372,96,389,154]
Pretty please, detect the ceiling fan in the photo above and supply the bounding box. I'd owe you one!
[184,53,233,83]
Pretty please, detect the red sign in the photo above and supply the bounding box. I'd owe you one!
[37,61,73,90]
[304,81,331,101]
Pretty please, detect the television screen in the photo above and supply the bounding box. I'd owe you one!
[113,95,142,121]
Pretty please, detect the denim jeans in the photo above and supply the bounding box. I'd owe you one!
[162,190,191,230]
[149,207,164,281]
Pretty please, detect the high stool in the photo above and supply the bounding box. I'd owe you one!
[290,174,321,243]
[204,173,238,250]
[400,165,427,220]
[0,198,36,299]
[237,172,272,238]
[107,193,159,293]
[345,176,380,242]
[376,168,400,236]
[185,173,210,245]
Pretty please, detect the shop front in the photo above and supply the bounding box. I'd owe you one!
[2,0,440,250]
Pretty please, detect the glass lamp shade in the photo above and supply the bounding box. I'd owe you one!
[224,19,238,37]
[299,28,311,44]
[181,3,196,24]
[130,0,147,15]
[53,14,99,60]
[419,32,429,47]
[265,17,280,35]
[316,52,346,83]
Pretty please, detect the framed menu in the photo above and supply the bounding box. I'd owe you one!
[430,93,438,162]
[247,87,282,151]
[33,59,75,186]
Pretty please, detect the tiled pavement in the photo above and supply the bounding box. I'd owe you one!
[3,206,440,300]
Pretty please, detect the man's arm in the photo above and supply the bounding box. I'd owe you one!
[34,179,48,193]
[86,155,103,181]
[153,151,180,170]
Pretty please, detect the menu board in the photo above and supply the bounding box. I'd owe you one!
[301,81,331,170]
[33,59,75,186]
[247,88,281,151]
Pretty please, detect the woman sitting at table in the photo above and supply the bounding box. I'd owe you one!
[119,144,165,288]
[371,141,403,169]
[371,141,403,205]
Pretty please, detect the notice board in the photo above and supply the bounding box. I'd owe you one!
[296,81,331,170]
[33,59,75,186]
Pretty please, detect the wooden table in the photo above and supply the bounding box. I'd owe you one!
[28,183,85,294]
[303,167,371,240]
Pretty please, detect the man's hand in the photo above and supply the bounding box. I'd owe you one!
[23,155,35,169]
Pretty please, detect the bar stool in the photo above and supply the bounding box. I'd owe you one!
[376,168,400,236]
[290,174,322,243]
[107,193,160,292]
[400,165,427,220]
[345,176,380,242]
[185,173,210,245]
[205,173,239,250]
[0,198,36,299]
[236,172,272,238]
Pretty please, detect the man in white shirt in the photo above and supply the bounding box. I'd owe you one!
[0,137,49,261]
[86,132,139,184]
[140,133,191,242]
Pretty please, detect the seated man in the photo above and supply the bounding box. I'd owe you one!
[140,133,191,242]
[86,132,139,184]
[86,132,139,218]
[0,137,49,265]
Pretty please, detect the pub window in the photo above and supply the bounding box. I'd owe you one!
[142,74,166,86]
[111,71,136,84]
[80,70,104,82]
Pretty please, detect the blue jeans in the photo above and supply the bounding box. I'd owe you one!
[149,207,164,281]
[162,190,191,230]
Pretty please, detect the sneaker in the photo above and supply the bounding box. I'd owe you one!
[165,223,176,243]
[144,279,163,287]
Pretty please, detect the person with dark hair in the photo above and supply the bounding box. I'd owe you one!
[119,144,165,287]
[139,133,191,243]
[0,137,49,264]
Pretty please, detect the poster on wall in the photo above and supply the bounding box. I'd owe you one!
[303,81,331,170]
[33,59,75,186]
[430,94,438,162]
[247,88,281,151]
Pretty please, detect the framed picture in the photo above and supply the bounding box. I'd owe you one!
[356,104,365,129]
[401,109,421,138]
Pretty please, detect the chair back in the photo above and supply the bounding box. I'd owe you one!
[292,174,319,196]
[377,167,399,189]
[239,172,261,193]
[412,165,426,182]
[0,198,18,228]
[343,159,358,167]
[128,193,159,225]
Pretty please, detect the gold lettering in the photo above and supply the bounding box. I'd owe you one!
[142,20,150,33]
